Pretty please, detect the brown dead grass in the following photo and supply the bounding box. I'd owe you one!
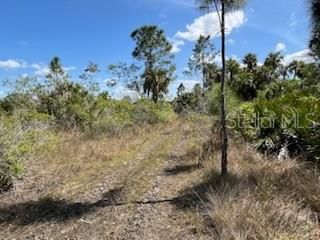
[205,140,320,240]
[0,116,213,240]
[2,115,318,239]
[10,117,210,198]
[40,120,186,198]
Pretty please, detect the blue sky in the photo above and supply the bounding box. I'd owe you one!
[0,0,313,98]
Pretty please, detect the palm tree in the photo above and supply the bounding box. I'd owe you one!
[226,58,240,82]
[264,52,284,81]
[295,62,307,79]
[288,60,299,79]
[288,60,305,79]
[197,0,246,177]
[131,25,175,103]
[279,64,288,80]
[264,52,283,72]
[242,53,258,73]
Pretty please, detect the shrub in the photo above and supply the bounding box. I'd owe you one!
[172,84,203,114]
[207,85,241,116]
[0,93,38,114]
[0,112,58,191]
[234,92,320,160]
[90,98,175,135]
[132,99,175,124]
[38,82,95,130]
[230,72,258,100]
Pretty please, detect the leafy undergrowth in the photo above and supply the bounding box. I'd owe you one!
[0,112,58,191]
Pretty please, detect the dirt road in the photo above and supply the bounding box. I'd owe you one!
[0,118,214,240]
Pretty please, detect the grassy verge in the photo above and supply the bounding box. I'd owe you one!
[202,140,320,239]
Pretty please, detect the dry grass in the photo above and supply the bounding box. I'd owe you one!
[205,141,320,240]
[15,117,210,200]
[0,116,214,240]
[15,120,184,202]
[3,115,318,239]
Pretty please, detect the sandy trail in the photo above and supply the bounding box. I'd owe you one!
[0,118,213,240]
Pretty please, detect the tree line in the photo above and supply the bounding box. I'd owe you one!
[1,0,319,183]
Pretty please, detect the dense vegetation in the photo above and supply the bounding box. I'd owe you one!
[0,0,320,239]
[2,51,319,190]
[1,18,320,190]
[175,49,320,162]
[0,56,175,190]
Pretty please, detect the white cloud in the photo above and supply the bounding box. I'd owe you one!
[175,10,246,42]
[283,49,315,65]
[274,42,286,52]
[21,73,29,78]
[169,10,245,53]
[110,85,140,100]
[289,20,297,27]
[0,59,75,76]
[227,38,235,46]
[170,39,185,54]
[31,64,76,76]
[168,79,201,99]
[289,12,297,27]
[31,64,50,76]
[64,66,76,72]
[177,79,201,90]
[0,59,27,69]
[229,54,240,61]
[214,54,244,66]
[213,53,222,66]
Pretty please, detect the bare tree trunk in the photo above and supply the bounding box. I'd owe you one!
[202,65,206,112]
[220,0,228,177]
[293,69,297,80]
[152,91,158,103]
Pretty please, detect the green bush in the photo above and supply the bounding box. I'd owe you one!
[0,93,38,115]
[89,98,175,135]
[37,82,95,130]
[173,92,202,114]
[172,83,204,114]
[1,73,176,134]
[0,112,58,191]
[133,99,175,124]
[234,92,320,160]
[207,85,241,116]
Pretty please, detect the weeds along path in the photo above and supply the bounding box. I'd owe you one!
[0,117,212,240]
[113,128,213,240]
